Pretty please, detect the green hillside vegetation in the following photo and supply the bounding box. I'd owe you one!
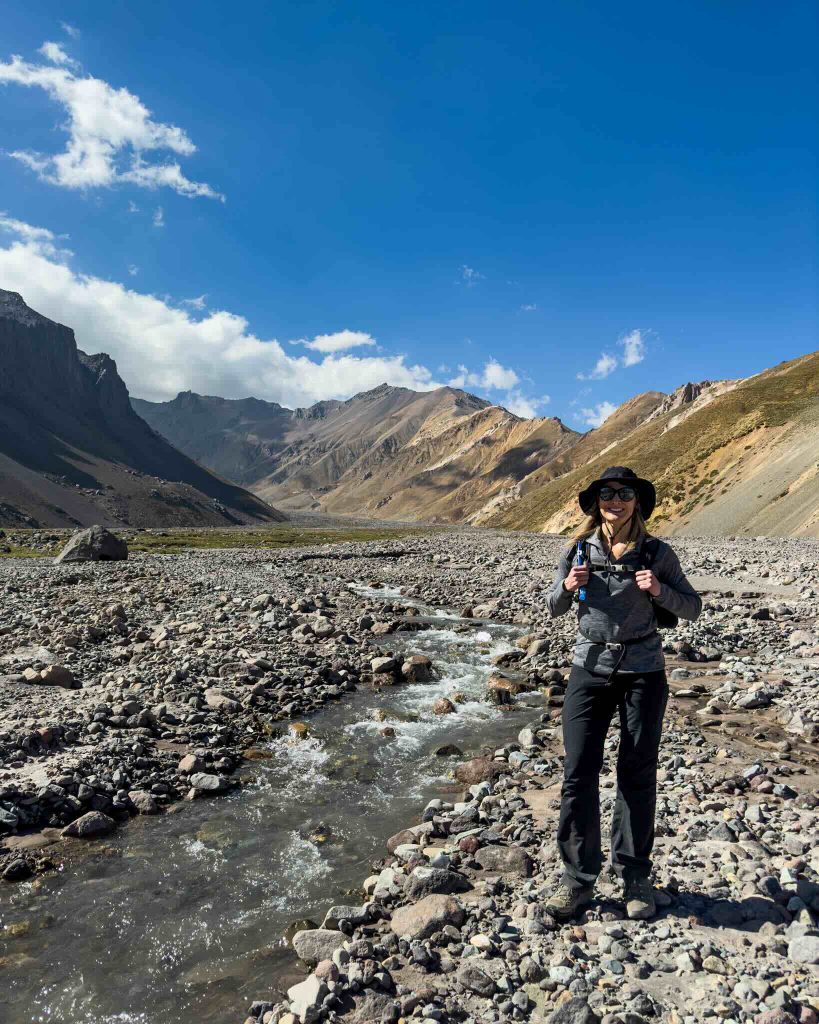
[490,351,819,532]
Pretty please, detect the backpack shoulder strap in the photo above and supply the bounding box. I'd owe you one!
[640,535,661,569]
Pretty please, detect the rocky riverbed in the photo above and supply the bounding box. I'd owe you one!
[1,530,818,1024]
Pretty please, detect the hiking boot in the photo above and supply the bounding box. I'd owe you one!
[624,877,656,920]
[543,882,594,921]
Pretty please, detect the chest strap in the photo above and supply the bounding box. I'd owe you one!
[585,561,639,573]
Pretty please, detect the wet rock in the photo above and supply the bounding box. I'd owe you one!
[401,655,433,682]
[2,857,33,882]
[188,773,229,794]
[62,811,116,838]
[432,697,455,715]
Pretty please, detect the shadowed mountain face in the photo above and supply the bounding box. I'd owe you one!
[0,290,284,528]
[134,385,583,523]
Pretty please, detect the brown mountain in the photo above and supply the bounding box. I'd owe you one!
[487,351,819,538]
[132,348,819,537]
[134,385,582,522]
[0,290,284,529]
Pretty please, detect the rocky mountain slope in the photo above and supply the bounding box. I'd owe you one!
[135,385,582,523]
[0,290,284,528]
[489,351,819,538]
[134,349,819,538]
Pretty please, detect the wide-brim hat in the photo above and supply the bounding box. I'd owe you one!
[578,466,656,519]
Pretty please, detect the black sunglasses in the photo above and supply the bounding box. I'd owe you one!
[598,485,636,502]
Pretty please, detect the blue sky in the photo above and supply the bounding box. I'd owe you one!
[0,1,815,426]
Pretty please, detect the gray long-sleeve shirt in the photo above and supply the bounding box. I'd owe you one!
[546,530,702,674]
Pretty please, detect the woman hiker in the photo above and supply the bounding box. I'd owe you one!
[542,467,702,921]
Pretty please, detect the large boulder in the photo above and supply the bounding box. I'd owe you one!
[55,526,128,564]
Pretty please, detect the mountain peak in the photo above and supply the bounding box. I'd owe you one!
[0,289,57,329]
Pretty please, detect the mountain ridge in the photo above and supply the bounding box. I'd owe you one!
[0,290,284,529]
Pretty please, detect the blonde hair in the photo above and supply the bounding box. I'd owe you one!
[571,506,649,552]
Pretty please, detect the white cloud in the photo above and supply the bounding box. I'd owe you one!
[445,358,544,418]
[127,264,139,276]
[502,391,551,418]
[0,213,70,258]
[61,23,81,40]
[481,358,519,390]
[182,294,207,310]
[0,216,447,406]
[0,47,223,200]
[448,358,519,392]
[127,200,139,213]
[461,265,484,286]
[295,330,376,354]
[578,401,618,428]
[577,352,617,381]
[38,42,78,68]
[520,303,537,312]
[619,328,646,367]
[152,206,164,228]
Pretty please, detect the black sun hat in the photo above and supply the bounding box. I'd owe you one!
[578,466,657,519]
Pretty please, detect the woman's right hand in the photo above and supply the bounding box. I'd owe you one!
[563,564,590,592]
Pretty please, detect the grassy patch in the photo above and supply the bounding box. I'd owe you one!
[0,525,432,558]
[127,525,430,554]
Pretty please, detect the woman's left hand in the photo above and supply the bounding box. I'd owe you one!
[635,569,662,597]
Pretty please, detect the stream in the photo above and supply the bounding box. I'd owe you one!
[1,586,542,1024]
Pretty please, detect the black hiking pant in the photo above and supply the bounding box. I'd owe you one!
[557,665,668,891]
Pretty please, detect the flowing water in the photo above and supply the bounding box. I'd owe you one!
[1,587,542,1024]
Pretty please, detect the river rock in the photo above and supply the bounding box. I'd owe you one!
[188,773,229,793]
[454,756,507,784]
[404,866,471,900]
[475,844,534,877]
[787,935,819,964]
[371,656,397,675]
[401,655,433,681]
[292,928,344,966]
[128,791,159,815]
[287,974,327,1023]
[432,697,455,715]
[546,998,602,1023]
[62,811,116,838]
[39,664,80,688]
[204,689,241,713]
[55,525,128,563]
[457,962,497,996]
[390,894,465,939]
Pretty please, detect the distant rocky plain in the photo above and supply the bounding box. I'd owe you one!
[1,524,817,1024]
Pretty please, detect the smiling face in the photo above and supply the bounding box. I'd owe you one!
[597,479,638,532]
